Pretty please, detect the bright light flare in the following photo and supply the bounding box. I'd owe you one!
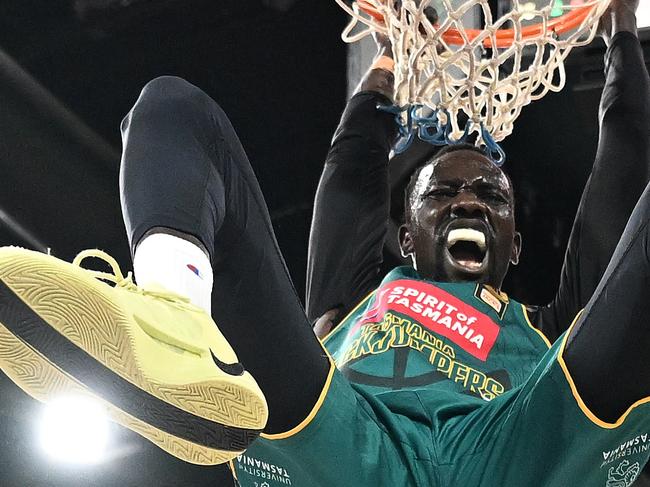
[639,4,650,30]
[38,396,110,465]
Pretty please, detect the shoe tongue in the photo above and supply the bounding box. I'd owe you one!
[134,312,205,356]
[131,283,209,356]
[142,283,192,304]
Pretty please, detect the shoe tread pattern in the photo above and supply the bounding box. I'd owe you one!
[0,323,240,465]
[152,382,267,430]
[0,250,267,461]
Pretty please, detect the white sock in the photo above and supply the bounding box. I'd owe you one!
[133,232,214,314]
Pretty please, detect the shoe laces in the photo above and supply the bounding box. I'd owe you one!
[72,249,198,310]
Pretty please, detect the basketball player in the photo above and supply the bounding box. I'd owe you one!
[0,0,647,485]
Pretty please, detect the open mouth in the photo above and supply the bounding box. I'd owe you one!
[445,228,488,272]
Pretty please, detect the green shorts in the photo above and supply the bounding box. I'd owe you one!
[233,334,650,486]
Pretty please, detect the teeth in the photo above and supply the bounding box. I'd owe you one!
[447,228,486,250]
[457,259,483,269]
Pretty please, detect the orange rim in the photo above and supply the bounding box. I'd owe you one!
[357,0,599,49]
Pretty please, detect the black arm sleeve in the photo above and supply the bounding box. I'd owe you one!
[529,32,650,342]
[306,91,397,323]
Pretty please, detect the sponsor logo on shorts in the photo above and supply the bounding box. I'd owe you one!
[601,434,650,469]
[236,454,292,485]
[606,460,640,487]
[354,280,501,361]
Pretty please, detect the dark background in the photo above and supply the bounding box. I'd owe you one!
[0,0,648,485]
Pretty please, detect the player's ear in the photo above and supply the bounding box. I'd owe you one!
[510,231,522,266]
[399,224,415,258]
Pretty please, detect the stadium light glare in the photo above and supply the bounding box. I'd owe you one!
[638,4,650,30]
[38,396,110,465]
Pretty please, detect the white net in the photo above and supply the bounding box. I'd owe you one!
[336,0,612,153]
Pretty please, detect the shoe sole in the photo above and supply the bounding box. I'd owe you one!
[0,252,267,465]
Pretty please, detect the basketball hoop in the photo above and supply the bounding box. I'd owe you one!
[335,0,613,164]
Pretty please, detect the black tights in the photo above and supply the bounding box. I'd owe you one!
[120,74,650,432]
[119,76,329,434]
[565,182,650,422]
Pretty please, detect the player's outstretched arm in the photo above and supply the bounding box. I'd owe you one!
[306,37,397,335]
[535,0,648,341]
[600,0,639,46]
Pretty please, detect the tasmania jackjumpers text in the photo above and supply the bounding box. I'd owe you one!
[355,280,501,361]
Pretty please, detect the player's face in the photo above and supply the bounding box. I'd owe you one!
[399,150,521,289]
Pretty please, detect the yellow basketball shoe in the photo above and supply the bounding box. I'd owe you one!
[0,247,268,465]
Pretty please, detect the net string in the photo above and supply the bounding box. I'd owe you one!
[336,0,612,157]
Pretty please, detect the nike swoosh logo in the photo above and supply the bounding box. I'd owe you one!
[210,350,245,377]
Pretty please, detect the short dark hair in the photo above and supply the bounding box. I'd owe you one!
[402,144,513,224]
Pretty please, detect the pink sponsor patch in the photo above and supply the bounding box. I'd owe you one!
[353,280,501,361]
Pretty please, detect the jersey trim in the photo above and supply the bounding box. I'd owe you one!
[260,353,336,441]
[228,460,238,480]
[558,310,650,429]
[321,291,375,346]
[521,304,552,348]
[272,290,374,441]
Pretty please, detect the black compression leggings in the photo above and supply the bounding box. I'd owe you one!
[119,76,330,434]
[120,75,650,431]
[565,181,650,422]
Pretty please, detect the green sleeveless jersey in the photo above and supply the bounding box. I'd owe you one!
[235,267,650,486]
[324,266,550,401]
